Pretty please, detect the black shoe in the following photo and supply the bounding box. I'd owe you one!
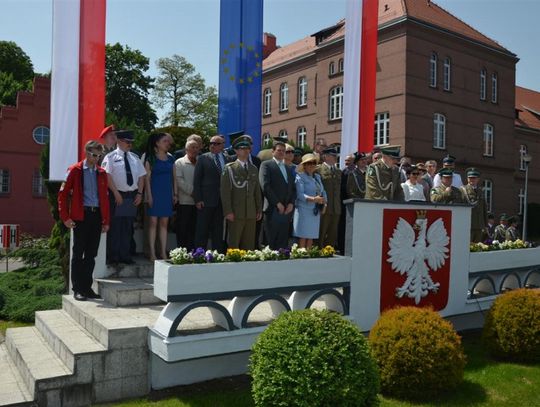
[74,292,87,301]
[86,289,102,299]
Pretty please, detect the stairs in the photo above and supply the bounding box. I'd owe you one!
[0,261,163,406]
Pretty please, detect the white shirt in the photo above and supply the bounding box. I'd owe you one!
[175,155,196,205]
[401,180,426,202]
[433,172,463,188]
[102,148,146,192]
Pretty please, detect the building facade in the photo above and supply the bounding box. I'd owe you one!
[261,0,537,217]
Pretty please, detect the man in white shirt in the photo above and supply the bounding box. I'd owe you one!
[101,130,146,264]
[433,154,463,188]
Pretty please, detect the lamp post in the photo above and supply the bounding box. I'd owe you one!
[522,154,532,241]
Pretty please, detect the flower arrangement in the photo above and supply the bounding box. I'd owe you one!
[169,244,336,265]
[470,239,533,252]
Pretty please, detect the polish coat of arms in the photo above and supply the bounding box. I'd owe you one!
[387,210,450,304]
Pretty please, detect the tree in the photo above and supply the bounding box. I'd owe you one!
[0,41,34,106]
[153,55,217,134]
[105,43,157,131]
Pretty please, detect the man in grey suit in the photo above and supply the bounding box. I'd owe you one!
[259,140,296,249]
[193,135,229,252]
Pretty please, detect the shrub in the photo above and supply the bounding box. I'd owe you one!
[369,306,466,400]
[250,309,379,407]
[482,288,540,362]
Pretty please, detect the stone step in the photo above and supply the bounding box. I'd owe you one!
[35,310,106,374]
[0,344,32,407]
[97,278,163,307]
[105,257,154,279]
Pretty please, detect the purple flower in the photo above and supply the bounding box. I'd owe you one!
[278,248,291,259]
[205,252,214,263]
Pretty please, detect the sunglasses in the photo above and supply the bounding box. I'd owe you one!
[411,172,420,176]
[119,139,133,144]
[285,151,294,154]
[210,142,224,145]
[87,152,102,159]
[304,162,316,166]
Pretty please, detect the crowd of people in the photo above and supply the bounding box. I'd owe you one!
[58,126,522,300]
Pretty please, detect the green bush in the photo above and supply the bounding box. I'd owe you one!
[369,306,466,400]
[250,309,379,407]
[482,288,540,362]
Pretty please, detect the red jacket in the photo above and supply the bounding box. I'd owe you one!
[58,160,110,225]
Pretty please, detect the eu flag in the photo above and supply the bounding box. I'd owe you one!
[218,0,264,153]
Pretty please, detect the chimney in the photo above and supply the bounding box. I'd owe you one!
[263,33,277,59]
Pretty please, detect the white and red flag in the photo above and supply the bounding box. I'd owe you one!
[341,0,379,164]
[50,0,106,181]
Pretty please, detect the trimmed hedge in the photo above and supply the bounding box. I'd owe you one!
[250,309,379,407]
[369,306,466,400]
[483,288,540,362]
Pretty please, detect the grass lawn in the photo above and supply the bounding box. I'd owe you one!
[102,331,539,407]
[0,320,33,341]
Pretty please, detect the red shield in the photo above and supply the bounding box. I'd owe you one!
[380,209,452,312]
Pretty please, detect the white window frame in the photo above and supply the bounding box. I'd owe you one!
[374,112,390,146]
[483,179,493,213]
[263,88,272,115]
[0,169,10,194]
[443,57,451,91]
[483,123,494,157]
[278,129,288,140]
[519,188,525,215]
[329,85,343,120]
[491,73,498,103]
[338,58,344,73]
[429,53,438,88]
[32,169,46,197]
[262,133,271,146]
[480,69,487,101]
[32,126,50,145]
[519,144,528,171]
[433,113,446,149]
[329,61,336,76]
[297,77,307,107]
[296,126,307,146]
[279,83,288,112]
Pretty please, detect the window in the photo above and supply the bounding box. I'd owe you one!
[374,112,390,146]
[32,169,46,197]
[32,126,50,145]
[329,61,336,76]
[263,88,272,115]
[483,124,494,157]
[338,58,344,73]
[278,129,288,139]
[333,144,341,168]
[480,69,487,100]
[443,57,451,91]
[296,126,307,146]
[429,53,438,87]
[0,169,10,194]
[491,73,498,103]
[483,179,493,213]
[519,144,528,171]
[262,132,271,146]
[329,85,343,120]
[279,83,288,111]
[433,113,446,149]
[519,188,525,215]
[297,77,307,107]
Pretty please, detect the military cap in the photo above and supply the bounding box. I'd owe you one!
[353,152,367,162]
[442,154,456,164]
[499,213,508,221]
[380,145,401,159]
[293,147,304,156]
[115,130,134,141]
[273,135,289,144]
[232,134,253,149]
[508,216,518,224]
[322,147,338,156]
[487,213,495,220]
[438,167,454,177]
[466,167,481,177]
[99,124,115,139]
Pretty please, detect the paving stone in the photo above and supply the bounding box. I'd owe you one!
[0,343,32,406]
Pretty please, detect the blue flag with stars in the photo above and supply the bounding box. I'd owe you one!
[218,0,264,153]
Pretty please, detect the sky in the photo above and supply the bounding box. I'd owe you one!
[1,0,539,120]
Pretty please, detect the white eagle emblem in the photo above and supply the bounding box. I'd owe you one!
[387,212,450,304]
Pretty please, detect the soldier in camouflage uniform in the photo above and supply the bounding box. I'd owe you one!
[505,216,519,242]
[430,168,465,204]
[493,214,508,242]
[220,135,262,250]
[346,152,368,199]
[460,168,487,242]
[365,146,404,201]
[318,147,342,248]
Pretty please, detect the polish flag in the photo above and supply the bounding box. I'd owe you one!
[50,0,106,181]
[341,0,379,165]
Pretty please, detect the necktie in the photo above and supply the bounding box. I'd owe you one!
[124,152,133,186]
[244,163,249,174]
[215,154,223,172]
[331,165,336,175]
[279,162,288,183]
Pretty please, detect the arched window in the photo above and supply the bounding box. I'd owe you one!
[262,133,271,146]
[279,83,288,111]
[443,57,451,91]
[483,179,493,212]
[480,68,487,100]
[32,126,50,145]
[296,126,307,146]
[491,73,498,103]
[338,58,344,73]
[263,88,272,115]
[433,113,446,149]
[329,61,336,76]
[278,129,288,140]
[429,53,438,87]
[329,85,343,120]
[297,77,307,107]
[483,124,494,156]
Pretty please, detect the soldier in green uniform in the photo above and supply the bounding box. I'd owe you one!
[430,168,466,203]
[220,135,262,250]
[493,214,509,242]
[346,152,368,199]
[505,216,519,241]
[460,168,488,242]
[318,147,341,248]
[365,145,404,201]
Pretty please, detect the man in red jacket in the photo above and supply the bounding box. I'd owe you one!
[58,140,110,301]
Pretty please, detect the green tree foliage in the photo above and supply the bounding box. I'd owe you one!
[0,41,34,106]
[153,54,217,134]
[106,43,157,131]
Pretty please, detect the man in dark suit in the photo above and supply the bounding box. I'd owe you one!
[259,140,296,249]
[193,134,229,252]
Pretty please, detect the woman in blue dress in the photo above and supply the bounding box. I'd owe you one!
[293,154,327,249]
[144,133,178,261]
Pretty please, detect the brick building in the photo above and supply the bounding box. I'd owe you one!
[261,0,539,217]
[0,77,54,236]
